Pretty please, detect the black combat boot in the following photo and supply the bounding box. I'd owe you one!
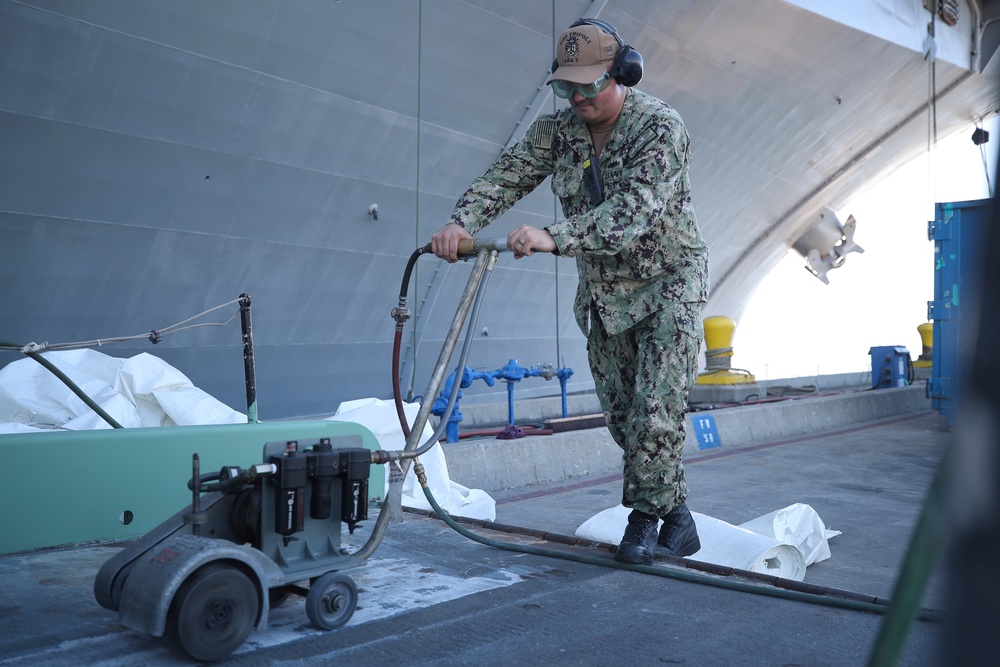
[657,502,700,557]
[614,510,659,565]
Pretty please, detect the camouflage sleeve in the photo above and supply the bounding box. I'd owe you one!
[546,110,692,257]
[447,119,556,235]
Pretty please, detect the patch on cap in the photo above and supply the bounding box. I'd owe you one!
[546,24,620,85]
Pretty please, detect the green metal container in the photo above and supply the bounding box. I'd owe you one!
[0,420,383,555]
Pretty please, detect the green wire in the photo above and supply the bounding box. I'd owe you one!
[866,444,951,666]
[416,461,941,623]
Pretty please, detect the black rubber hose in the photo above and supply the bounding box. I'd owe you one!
[354,247,495,561]
[409,255,495,457]
[1,341,123,429]
[378,248,945,624]
[398,244,432,299]
[389,245,494,456]
[392,245,431,438]
[414,458,940,622]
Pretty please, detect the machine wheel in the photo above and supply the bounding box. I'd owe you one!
[163,562,260,662]
[305,572,357,630]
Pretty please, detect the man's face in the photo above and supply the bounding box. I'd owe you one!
[569,77,625,126]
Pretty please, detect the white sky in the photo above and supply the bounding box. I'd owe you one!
[734,116,998,382]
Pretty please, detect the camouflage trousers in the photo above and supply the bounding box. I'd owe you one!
[586,303,703,517]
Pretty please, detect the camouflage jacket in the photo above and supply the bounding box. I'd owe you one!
[449,88,709,336]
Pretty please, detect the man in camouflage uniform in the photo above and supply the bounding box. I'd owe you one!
[431,19,708,566]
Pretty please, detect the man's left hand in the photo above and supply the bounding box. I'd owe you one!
[508,225,556,259]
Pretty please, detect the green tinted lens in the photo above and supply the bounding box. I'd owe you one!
[550,79,575,99]
[550,72,611,99]
[589,72,611,96]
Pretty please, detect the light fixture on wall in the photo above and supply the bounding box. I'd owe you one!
[791,207,864,284]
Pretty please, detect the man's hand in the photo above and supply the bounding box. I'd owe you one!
[508,225,556,259]
[431,223,473,263]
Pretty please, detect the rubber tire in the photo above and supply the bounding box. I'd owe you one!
[305,572,357,630]
[163,562,259,662]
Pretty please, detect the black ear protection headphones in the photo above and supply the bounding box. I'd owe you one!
[550,18,644,87]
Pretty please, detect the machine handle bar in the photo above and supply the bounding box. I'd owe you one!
[421,236,511,258]
[458,236,510,255]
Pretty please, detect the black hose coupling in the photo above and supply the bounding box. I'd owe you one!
[371,449,418,465]
[390,301,411,326]
[371,449,398,465]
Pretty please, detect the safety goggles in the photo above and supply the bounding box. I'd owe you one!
[550,72,612,99]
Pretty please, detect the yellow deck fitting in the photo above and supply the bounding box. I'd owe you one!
[697,315,756,385]
[913,322,933,369]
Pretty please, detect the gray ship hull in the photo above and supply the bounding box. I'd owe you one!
[2,0,998,418]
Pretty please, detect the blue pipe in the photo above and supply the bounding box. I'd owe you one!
[430,360,574,442]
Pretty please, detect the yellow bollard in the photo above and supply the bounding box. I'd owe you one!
[696,315,756,384]
[913,322,933,368]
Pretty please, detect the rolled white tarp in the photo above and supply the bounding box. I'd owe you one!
[689,511,806,581]
[737,502,841,567]
[576,503,839,582]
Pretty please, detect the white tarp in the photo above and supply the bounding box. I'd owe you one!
[327,398,496,522]
[0,352,496,521]
[575,503,840,582]
[0,349,245,431]
[738,502,841,567]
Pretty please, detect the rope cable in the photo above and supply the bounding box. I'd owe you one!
[0,297,243,354]
[551,0,563,373]
[977,118,994,197]
[927,14,939,212]
[0,297,248,428]
[409,0,424,403]
[703,347,734,371]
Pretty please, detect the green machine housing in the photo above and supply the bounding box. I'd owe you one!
[0,420,383,555]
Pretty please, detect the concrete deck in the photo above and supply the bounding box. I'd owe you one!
[0,385,951,666]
